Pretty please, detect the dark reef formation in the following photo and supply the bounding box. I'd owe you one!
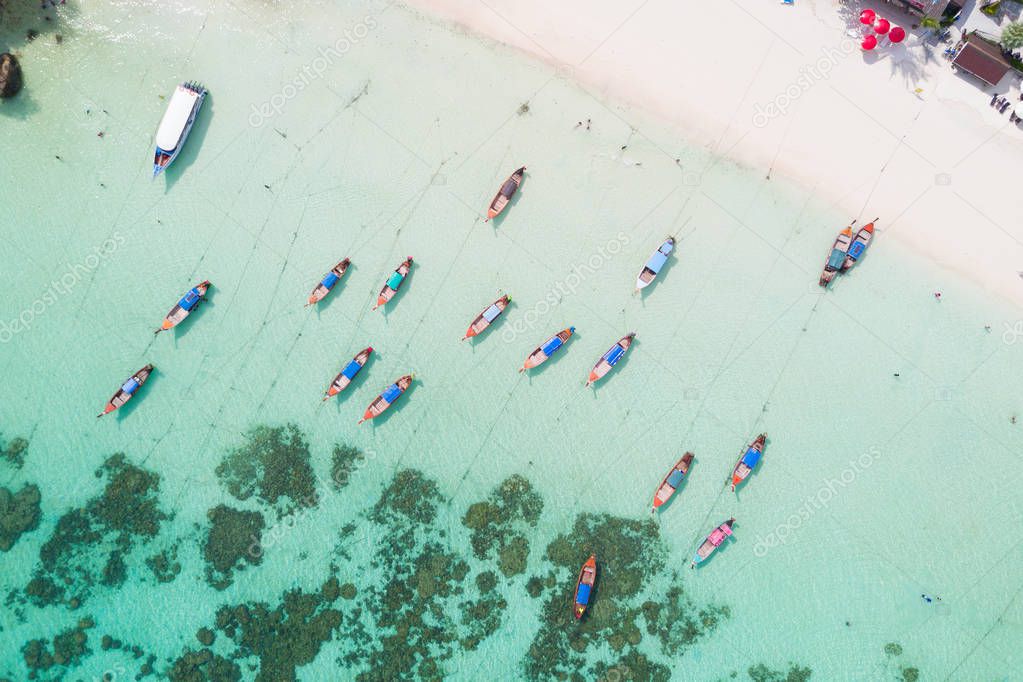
[21,617,94,678]
[523,513,730,681]
[0,52,23,99]
[0,483,41,551]
[462,473,542,577]
[3,424,949,681]
[203,504,265,590]
[19,454,169,608]
[215,424,318,518]
[1,433,29,468]
[330,443,365,490]
[747,663,813,681]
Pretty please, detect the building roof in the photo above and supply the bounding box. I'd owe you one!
[953,32,1012,86]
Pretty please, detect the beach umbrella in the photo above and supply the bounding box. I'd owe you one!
[874,18,891,35]
[862,34,878,50]
[859,9,876,25]
[889,26,906,43]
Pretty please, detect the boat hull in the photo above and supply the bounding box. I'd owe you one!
[520,327,574,371]
[485,167,525,221]
[587,333,634,386]
[692,519,734,567]
[636,238,675,290]
[358,374,413,423]
[308,259,351,306]
[157,281,209,333]
[153,82,206,177]
[324,347,372,400]
[651,452,694,510]
[819,227,853,288]
[731,434,766,491]
[463,295,510,340]
[373,258,413,310]
[99,364,153,417]
[842,223,875,271]
[573,555,597,619]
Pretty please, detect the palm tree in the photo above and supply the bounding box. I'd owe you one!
[1002,22,1023,50]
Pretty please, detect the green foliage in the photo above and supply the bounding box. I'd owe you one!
[1001,21,1023,50]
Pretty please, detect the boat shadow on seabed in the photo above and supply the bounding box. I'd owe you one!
[161,92,213,191]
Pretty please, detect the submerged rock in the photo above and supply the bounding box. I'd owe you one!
[2,434,29,468]
[0,483,41,551]
[330,443,364,490]
[23,454,168,607]
[206,587,342,682]
[167,648,241,682]
[748,663,813,682]
[203,504,265,590]
[20,617,94,675]
[216,424,318,517]
[0,53,23,99]
[522,513,728,681]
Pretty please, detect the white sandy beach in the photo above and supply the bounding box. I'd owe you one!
[402,0,1023,309]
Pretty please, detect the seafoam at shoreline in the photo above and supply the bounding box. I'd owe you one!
[399,0,1023,311]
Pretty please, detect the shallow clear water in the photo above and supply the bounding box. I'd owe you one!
[1,1,1021,680]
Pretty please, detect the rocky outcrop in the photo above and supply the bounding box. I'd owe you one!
[0,53,23,98]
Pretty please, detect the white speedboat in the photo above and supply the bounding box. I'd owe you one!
[153,81,206,177]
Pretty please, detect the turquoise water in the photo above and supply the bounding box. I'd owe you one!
[2,0,1022,680]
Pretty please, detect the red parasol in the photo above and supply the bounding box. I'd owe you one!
[874,18,891,35]
[862,34,878,50]
[859,9,876,25]
[888,26,906,43]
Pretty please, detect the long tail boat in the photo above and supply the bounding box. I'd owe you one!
[520,327,574,372]
[153,82,207,178]
[373,257,413,310]
[306,258,351,306]
[731,433,767,492]
[98,364,153,417]
[586,333,635,386]
[323,347,373,401]
[841,219,877,271]
[573,555,597,619]
[635,237,675,291]
[485,166,525,221]
[651,452,694,512]
[358,374,413,424]
[462,295,511,341]
[155,281,210,334]
[819,225,854,287]
[691,518,735,568]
